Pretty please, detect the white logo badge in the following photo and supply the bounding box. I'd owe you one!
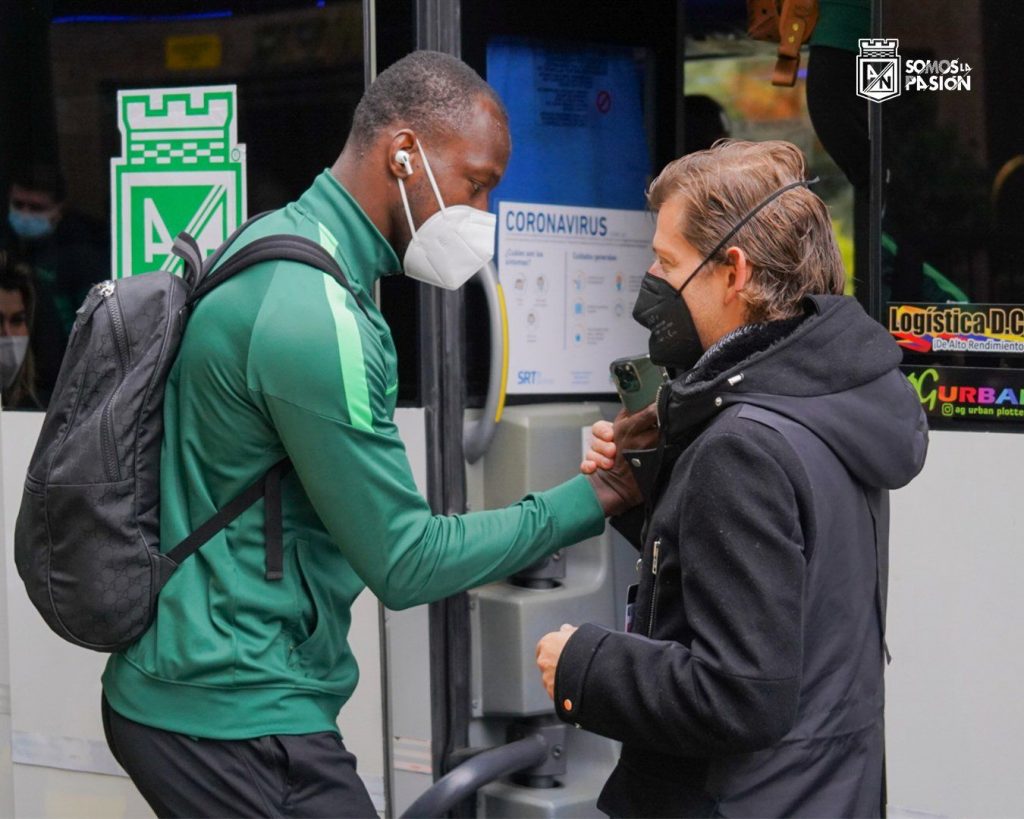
[857,39,902,103]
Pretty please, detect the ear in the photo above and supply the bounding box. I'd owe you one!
[386,130,418,179]
[722,246,752,304]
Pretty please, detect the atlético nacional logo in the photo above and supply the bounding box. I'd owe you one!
[857,39,901,103]
[110,85,247,278]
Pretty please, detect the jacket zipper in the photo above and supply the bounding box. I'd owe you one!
[654,382,666,427]
[100,283,130,482]
[647,537,661,637]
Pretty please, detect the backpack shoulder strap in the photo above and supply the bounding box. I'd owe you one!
[186,233,369,319]
[171,210,274,289]
[203,210,275,273]
[171,233,203,288]
[156,458,294,593]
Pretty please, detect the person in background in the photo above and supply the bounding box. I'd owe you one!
[536,140,928,817]
[2,164,109,395]
[0,251,44,410]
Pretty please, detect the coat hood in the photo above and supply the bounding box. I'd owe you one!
[660,295,928,489]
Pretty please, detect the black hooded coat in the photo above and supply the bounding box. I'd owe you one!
[554,295,929,818]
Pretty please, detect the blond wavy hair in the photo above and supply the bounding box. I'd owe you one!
[647,140,845,322]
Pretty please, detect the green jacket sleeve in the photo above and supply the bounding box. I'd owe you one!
[248,271,605,610]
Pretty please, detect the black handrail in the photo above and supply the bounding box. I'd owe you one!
[399,735,549,819]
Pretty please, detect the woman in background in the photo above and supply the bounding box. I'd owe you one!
[0,251,45,410]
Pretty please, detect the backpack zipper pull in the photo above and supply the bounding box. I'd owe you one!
[652,538,661,575]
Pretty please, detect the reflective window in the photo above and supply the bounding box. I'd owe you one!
[0,2,363,410]
[882,4,1024,429]
[685,39,859,297]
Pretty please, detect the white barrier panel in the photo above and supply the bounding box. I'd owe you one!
[887,430,1024,817]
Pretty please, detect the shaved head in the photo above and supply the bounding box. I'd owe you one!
[349,50,507,150]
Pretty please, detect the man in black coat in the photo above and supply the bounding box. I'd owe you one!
[536,140,928,818]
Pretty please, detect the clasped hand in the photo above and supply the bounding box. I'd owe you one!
[535,402,659,699]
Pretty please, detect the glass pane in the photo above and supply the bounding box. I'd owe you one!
[1,2,363,411]
[685,38,858,297]
[883,3,1024,428]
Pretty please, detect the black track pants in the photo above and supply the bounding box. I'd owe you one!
[102,697,377,818]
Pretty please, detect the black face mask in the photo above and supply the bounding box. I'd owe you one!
[632,273,704,369]
[632,178,816,371]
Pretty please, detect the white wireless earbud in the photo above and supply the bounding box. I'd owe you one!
[395,150,414,177]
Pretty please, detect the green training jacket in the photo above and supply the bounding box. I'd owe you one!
[102,170,605,739]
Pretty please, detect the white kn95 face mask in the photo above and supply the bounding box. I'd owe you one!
[0,336,29,389]
[396,140,497,290]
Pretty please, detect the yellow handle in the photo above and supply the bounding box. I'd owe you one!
[495,282,509,424]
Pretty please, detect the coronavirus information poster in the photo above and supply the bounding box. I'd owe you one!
[499,201,654,395]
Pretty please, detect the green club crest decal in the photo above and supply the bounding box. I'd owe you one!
[110,85,247,278]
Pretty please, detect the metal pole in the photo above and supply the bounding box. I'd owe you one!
[868,0,884,322]
[415,0,472,793]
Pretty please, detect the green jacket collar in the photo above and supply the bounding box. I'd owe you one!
[297,169,401,293]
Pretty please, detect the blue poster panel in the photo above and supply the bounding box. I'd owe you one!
[487,38,651,212]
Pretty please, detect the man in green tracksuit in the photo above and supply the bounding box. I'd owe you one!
[101,50,651,818]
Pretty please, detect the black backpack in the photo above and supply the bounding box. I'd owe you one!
[14,214,368,652]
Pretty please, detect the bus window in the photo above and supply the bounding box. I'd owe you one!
[684,38,857,297]
[883,3,1024,430]
[0,2,364,411]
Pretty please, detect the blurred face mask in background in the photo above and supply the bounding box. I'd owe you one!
[396,140,496,290]
[0,336,29,389]
[8,207,56,241]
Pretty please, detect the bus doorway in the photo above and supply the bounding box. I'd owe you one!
[373,2,875,817]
